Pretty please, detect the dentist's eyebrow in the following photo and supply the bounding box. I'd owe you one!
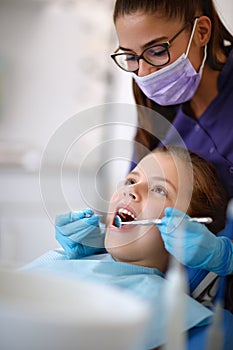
[151,176,177,193]
[118,36,168,52]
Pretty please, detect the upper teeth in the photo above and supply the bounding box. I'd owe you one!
[117,208,135,220]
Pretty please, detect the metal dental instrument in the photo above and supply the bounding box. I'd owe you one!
[115,215,213,228]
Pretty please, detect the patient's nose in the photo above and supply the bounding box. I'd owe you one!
[123,189,139,201]
[129,192,136,200]
[123,182,147,202]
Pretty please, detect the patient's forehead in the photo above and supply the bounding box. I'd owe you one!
[136,152,182,177]
[135,151,192,197]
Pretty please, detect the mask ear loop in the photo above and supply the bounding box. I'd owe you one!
[198,45,207,74]
[185,18,198,58]
[185,18,207,74]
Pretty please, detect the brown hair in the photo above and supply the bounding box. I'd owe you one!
[153,145,228,234]
[153,145,233,313]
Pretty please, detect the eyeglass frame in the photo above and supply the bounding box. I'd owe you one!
[111,17,199,72]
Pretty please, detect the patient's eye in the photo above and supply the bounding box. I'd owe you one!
[151,186,167,196]
[125,177,136,185]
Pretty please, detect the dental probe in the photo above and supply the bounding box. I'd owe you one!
[114,215,213,228]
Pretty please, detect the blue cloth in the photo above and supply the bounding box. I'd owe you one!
[187,308,233,350]
[163,49,233,197]
[187,310,233,350]
[23,249,213,349]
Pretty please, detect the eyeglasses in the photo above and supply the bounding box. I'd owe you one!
[111,19,196,72]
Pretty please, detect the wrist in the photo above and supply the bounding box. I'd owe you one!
[204,237,233,275]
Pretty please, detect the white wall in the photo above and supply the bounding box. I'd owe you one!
[0,0,116,154]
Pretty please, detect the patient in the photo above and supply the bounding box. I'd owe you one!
[105,145,227,272]
[23,146,229,349]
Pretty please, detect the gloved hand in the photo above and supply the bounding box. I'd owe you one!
[55,208,106,259]
[158,207,233,275]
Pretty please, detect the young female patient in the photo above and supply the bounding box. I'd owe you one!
[105,145,227,272]
[23,146,228,349]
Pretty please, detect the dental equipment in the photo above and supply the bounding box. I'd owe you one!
[163,256,188,350]
[206,275,226,350]
[206,300,224,350]
[114,216,213,228]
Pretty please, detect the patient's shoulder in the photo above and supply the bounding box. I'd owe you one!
[21,248,66,270]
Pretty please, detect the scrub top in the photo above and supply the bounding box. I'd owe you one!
[163,49,233,197]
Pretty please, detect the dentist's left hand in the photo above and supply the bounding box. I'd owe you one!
[55,208,106,259]
[158,207,233,275]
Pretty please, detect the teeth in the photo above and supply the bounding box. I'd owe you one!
[117,208,135,220]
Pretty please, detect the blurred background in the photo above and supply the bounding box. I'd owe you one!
[0,0,232,266]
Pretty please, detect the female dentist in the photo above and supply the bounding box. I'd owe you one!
[111,0,233,197]
[110,0,233,291]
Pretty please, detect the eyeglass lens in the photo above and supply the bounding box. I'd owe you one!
[114,45,169,72]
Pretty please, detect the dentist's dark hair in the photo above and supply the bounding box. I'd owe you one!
[113,0,233,70]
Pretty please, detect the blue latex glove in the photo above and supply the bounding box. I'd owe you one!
[55,208,106,259]
[158,207,233,275]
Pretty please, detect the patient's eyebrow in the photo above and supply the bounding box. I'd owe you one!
[119,36,168,52]
[151,176,177,193]
[128,171,140,177]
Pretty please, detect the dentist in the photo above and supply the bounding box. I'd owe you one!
[110,0,233,293]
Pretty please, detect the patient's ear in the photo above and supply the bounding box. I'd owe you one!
[194,16,212,47]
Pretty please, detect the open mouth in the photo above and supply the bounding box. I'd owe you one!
[113,207,136,227]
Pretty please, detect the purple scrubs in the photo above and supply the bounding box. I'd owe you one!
[164,49,233,197]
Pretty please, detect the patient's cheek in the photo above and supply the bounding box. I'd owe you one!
[112,192,119,201]
[105,216,112,229]
[106,192,120,226]
[109,192,120,209]
[144,199,166,220]
[157,203,166,219]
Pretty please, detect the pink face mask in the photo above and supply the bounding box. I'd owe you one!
[132,19,207,106]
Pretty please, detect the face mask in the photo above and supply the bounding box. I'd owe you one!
[132,19,207,106]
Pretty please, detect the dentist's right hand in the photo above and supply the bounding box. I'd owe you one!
[55,208,106,259]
